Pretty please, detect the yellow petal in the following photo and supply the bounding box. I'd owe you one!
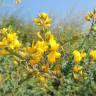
[48,51,61,63]
[16,0,21,5]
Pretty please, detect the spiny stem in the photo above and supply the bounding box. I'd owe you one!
[5,48,24,60]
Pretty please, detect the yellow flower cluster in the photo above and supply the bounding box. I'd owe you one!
[84,10,96,21]
[73,50,86,64]
[72,65,83,80]
[72,50,86,80]
[16,0,21,5]
[34,13,51,28]
[73,49,96,63]
[48,33,61,63]
[72,49,96,80]
[84,9,96,32]
[84,11,93,21]
[0,32,21,49]
[90,50,96,61]
[73,65,82,73]
[73,50,82,64]
[24,32,61,65]
[29,40,48,65]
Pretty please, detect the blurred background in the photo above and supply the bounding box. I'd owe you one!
[0,0,96,51]
[0,0,96,20]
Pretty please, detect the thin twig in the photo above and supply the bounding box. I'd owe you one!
[78,19,94,50]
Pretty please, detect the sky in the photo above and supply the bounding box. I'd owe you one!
[0,0,96,21]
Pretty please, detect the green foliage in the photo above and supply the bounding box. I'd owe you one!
[0,11,96,96]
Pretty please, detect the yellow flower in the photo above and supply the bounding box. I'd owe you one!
[73,65,82,73]
[34,13,51,28]
[7,33,17,42]
[73,50,82,64]
[46,24,51,27]
[13,60,18,65]
[38,76,47,83]
[80,50,86,59]
[26,40,48,55]
[16,0,21,4]
[25,47,33,53]
[24,41,36,54]
[38,13,48,19]
[12,39,21,49]
[7,40,21,49]
[29,59,38,65]
[30,52,42,65]
[45,17,51,27]
[84,15,90,21]
[48,51,61,63]
[34,18,42,26]
[88,11,93,17]
[49,34,59,51]
[90,50,96,61]
[35,41,48,53]
[45,17,51,23]
[1,32,21,49]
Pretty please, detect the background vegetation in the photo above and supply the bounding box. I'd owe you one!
[0,1,96,96]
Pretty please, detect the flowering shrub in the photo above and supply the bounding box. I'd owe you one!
[0,13,64,96]
[0,3,96,95]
